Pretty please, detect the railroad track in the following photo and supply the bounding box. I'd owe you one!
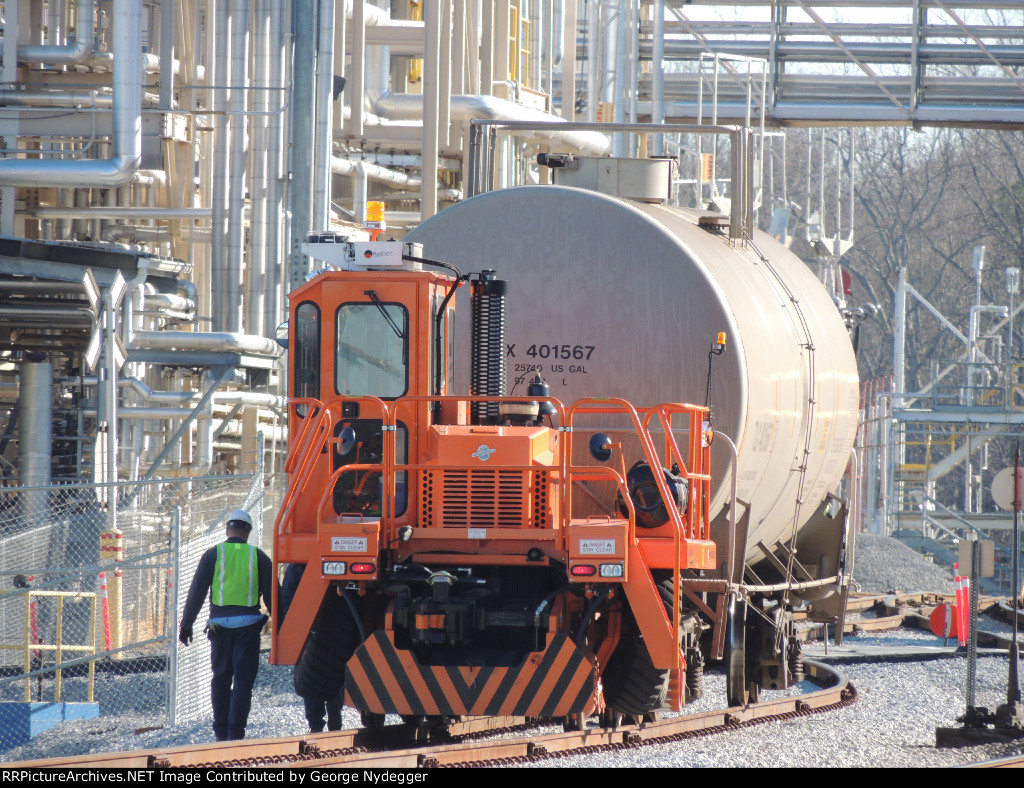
[6,661,853,769]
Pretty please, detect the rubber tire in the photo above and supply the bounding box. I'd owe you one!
[601,633,670,716]
[725,595,748,708]
[602,576,681,717]
[293,592,361,702]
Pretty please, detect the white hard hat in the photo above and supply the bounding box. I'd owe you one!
[226,509,253,529]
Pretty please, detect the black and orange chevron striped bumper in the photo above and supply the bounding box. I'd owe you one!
[344,630,599,717]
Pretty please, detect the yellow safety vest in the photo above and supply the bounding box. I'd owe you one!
[212,543,258,607]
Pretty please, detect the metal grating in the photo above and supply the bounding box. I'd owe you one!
[421,470,547,529]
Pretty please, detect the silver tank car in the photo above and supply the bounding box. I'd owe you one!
[406,183,859,574]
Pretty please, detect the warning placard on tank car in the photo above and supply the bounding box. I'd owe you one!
[331,536,368,552]
[579,539,616,555]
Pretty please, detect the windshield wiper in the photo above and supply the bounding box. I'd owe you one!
[362,290,404,339]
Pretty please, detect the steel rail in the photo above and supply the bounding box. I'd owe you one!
[2,715,530,769]
[6,663,852,769]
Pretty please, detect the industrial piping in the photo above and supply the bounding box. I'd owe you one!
[0,0,142,188]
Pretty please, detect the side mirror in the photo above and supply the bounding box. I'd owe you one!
[337,426,357,456]
[275,320,289,349]
[589,433,613,462]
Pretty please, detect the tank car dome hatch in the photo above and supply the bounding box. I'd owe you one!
[405,185,860,576]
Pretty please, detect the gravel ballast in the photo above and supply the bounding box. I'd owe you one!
[4,533,1024,768]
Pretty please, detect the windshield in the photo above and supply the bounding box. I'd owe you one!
[336,302,408,398]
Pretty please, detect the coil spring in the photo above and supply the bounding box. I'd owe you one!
[470,272,508,424]
[685,647,704,699]
[788,639,804,683]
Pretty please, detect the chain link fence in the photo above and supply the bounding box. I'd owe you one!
[0,439,273,756]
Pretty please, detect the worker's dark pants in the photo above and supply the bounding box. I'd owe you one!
[209,620,263,740]
[303,694,342,732]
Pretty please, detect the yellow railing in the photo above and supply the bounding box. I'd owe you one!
[0,589,98,702]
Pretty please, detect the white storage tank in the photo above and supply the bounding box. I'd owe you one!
[406,183,859,570]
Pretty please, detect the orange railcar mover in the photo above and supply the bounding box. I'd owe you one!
[271,239,719,730]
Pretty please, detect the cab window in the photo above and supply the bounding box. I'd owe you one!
[336,302,408,399]
[294,302,320,416]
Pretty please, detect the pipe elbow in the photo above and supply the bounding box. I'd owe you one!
[0,150,140,188]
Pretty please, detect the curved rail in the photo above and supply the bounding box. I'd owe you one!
[5,662,852,769]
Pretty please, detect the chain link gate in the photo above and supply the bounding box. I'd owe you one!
[0,438,268,757]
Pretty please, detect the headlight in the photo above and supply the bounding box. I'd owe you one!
[599,563,624,578]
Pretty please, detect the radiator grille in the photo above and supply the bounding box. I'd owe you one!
[420,470,549,528]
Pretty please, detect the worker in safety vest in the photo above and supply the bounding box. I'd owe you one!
[179,508,275,741]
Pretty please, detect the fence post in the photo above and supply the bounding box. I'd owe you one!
[168,505,182,726]
[100,525,124,658]
[99,571,111,651]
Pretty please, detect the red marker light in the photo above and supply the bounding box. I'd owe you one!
[351,563,376,574]
[571,565,596,577]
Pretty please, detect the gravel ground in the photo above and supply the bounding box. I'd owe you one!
[543,641,1024,768]
[5,533,1024,768]
[852,533,957,595]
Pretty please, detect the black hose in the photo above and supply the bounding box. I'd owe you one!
[402,253,468,409]
[533,583,571,651]
[574,587,615,646]
[339,586,367,643]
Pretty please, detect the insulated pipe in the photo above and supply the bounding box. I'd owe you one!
[85,50,167,74]
[210,0,231,330]
[0,0,17,233]
[0,89,112,107]
[212,421,286,441]
[86,400,285,421]
[0,281,86,294]
[159,0,176,110]
[464,0,479,94]
[343,0,390,26]
[227,0,251,335]
[601,0,618,108]
[452,0,467,95]
[248,0,270,339]
[561,0,577,121]
[332,157,423,187]
[0,305,93,324]
[439,1,452,149]
[179,279,199,305]
[102,225,173,243]
[350,0,366,136]
[480,1,493,96]
[20,357,53,524]
[288,0,317,292]
[380,189,461,202]
[334,2,347,136]
[0,0,141,187]
[342,0,396,137]
[8,0,96,65]
[373,93,611,155]
[195,371,217,476]
[612,0,628,157]
[652,0,665,155]
[314,0,336,228]
[130,330,284,357]
[80,376,283,412]
[214,391,286,408]
[33,207,212,220]
[140,292,197,315]
[492,1,510,92]
[264,0,288,337]
[422,0,442,220]
[586,0,599,122]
